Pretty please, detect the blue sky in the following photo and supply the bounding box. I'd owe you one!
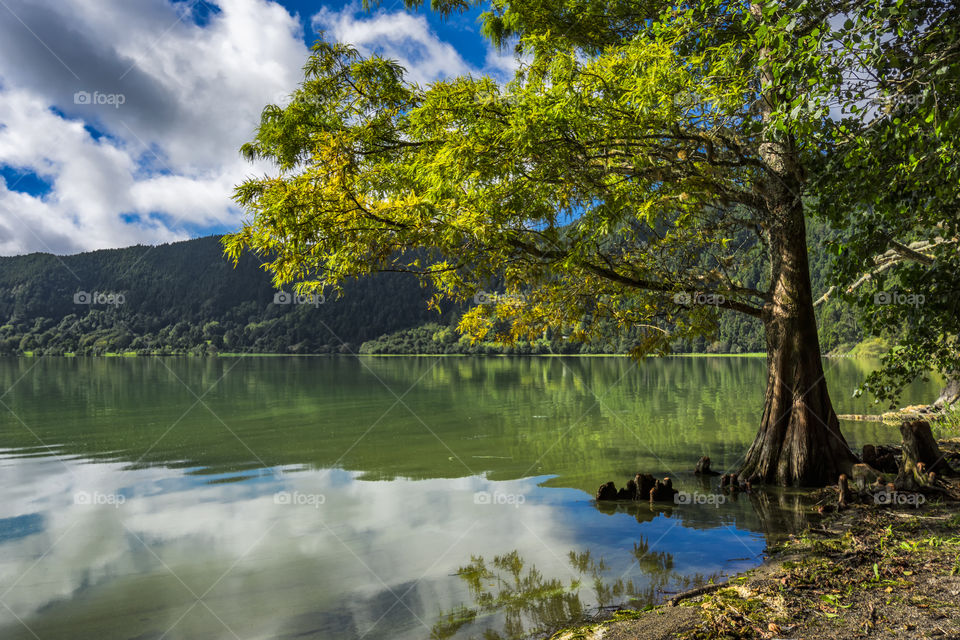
[0,0,514,256]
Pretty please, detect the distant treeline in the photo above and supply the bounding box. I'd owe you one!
[0,223,861,357]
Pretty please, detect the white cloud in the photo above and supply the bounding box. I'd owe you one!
[312,5,525,85]
[0,0,308,256]
[0,458,577,639]
[0,0,524,256]
[312,6,474,85]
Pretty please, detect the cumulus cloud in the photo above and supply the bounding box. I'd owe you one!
[312,5,524,85]
[0,457,577,639]
[312,6,474,84]
[0,0,307,256]
[0,0,523,256]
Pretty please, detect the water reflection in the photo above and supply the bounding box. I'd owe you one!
[0,456,777,640]
[431,538,725,639]
[429,486,820,639]
[0,356,935,493]
[0,356,938,639]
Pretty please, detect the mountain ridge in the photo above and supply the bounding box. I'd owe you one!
[0,228,861,356]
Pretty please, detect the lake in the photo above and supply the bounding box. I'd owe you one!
[0,356,939,640]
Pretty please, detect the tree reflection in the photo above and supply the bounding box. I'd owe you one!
[430,544,719,640]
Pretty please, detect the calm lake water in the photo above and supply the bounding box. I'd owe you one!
[0,356,940,640]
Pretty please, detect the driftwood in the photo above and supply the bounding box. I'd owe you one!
[934,376,960,409]
[667,581,728,606]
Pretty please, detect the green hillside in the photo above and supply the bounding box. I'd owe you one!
[0,221,861,356]
[0,236,454,355]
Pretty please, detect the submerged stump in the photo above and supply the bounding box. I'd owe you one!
[595,473,676,503]
[596,482,618,501]
[694,456,720,476]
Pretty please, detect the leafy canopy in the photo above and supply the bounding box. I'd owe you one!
[225,0,847,353]
[815,0,960,403]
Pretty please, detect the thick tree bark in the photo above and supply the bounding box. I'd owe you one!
[738,300,857,484]
[897,420,957,489]
[738,182,857,486]
[736,3,858,486]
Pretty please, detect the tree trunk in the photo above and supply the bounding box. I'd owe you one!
[897,420,957,489]
[934,376,960,409]
[740,7,857,485]
[738,194,857,486]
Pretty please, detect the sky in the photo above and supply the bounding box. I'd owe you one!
[0,0,518,256]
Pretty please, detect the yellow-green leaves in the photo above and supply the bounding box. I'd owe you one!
[225,0,844,351]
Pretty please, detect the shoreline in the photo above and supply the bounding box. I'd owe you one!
[552,508,960,640]
[550,440,960,640]
[10,351,891,359]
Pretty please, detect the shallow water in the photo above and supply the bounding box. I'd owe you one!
[0,356,938,639]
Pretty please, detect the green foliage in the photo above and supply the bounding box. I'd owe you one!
[226,0,936,385]
[226,0,849,357]
[0,236,451,356]
[815,0,960,405]
[0,224,861,358]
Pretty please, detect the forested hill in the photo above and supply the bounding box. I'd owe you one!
[0,236,454,355]
[0,225,861,356]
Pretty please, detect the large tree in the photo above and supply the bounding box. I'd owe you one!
[226,0,866,485]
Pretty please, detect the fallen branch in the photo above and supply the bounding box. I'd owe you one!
[668,581,729,607]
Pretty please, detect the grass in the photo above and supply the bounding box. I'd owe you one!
[845,337,893,359]
[931,405,960,436]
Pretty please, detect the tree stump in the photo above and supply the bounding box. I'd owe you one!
[596,474,660,502]
[851,463,885,491]
[649,477,678,503]
[635,473,656,501]
[897,420,957,490]
[694,456,720,476]
[596,482,618,501]
[838,474,851,508]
